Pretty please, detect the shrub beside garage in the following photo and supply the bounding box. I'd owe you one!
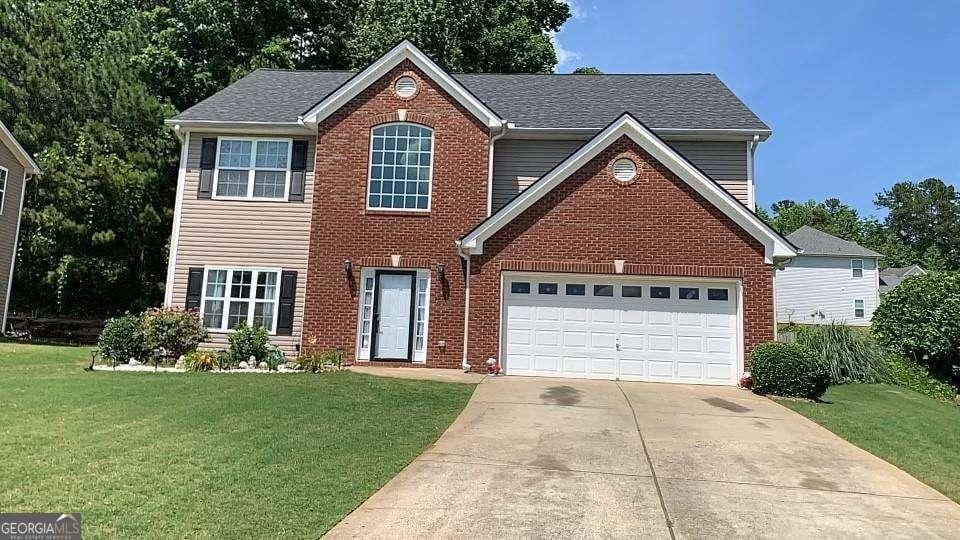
[750,342,831,400]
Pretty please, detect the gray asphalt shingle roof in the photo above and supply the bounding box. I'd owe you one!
[786,226,883,258]
[172,69,770,131]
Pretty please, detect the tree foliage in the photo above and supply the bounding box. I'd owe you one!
[572,66,603,74]
[0,0,572,318]
[760,182,960,271]
[873,272,960,384]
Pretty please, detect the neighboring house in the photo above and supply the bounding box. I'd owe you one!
[776,226,881,326]
[164,41,796,385]
[879,265,926,294]
[0,121,40,332]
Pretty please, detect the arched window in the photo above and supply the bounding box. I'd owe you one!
[368,123,433,210]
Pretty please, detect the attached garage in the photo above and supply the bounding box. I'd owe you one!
[501,274,742,384]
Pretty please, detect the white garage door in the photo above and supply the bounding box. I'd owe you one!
[502,274,740,384]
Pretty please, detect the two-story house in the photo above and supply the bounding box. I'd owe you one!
[164,41,796,385]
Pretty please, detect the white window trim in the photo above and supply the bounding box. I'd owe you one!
[200,266,282,334]
[212,137,293,201]
[854,299,865,318]
[355,267,432,363]
[0,166,7,215]
[851,258,864,278]
[365,123,434,213]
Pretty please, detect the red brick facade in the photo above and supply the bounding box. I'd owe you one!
[301,61,489,368]
[466,136,774,368]
[302,62,775,372]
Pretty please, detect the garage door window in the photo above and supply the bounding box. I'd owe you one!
[565,284,585,296]
[708,288,729,301]
[538,283,558,295]
[679,287,700,300]
[622,285,642,297]
[593,284,614,297]
[511,281,530,294]
[650,286,671,299]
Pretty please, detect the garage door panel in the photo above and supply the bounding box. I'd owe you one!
[507,329,531,346]
[535,329,560,346]
[503,275,739,385]
[533,355,560,372]
[648,334,674,352]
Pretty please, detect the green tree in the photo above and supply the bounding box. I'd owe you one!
[345,0,570,72]
[572,66,603,74]
[0,1,175,316]
[766,198,864,240]
[875,178,960,270]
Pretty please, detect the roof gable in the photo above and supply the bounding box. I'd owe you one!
[0,121,40,175]
[300,41,503,129]
[786,226,882,258]
[459,113,795,263]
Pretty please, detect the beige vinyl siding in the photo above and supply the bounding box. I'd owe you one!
[491,138,750,211]
[667,141,749,204]
[170,132,315,356]
[0,141,26,323]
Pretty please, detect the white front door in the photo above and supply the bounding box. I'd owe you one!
[374,273,414,360]
[502,274,740,385]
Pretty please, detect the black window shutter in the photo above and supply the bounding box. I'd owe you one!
[186,267,204,310]
[198,138,217,199]
[276,270,297,335]
[288,140,307,202]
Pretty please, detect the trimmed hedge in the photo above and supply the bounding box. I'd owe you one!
[751,342,830,399]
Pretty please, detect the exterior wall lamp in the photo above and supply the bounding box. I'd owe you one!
[436,262,446,279]
[343,259,353,277]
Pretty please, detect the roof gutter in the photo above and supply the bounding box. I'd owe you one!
[163,118,314,135]
[503,126,771,141]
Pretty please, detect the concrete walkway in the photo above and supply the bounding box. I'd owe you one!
[326,376,960,539]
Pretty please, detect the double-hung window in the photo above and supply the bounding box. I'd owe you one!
[367,123,433,210]
[851,259,864,278]
[0,166,6,214]
[202,268,280,333]
[214,138,291,199]
[854,299,865,318]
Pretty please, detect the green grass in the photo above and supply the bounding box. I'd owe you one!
[779,383,960,502]
[0,343,475,538]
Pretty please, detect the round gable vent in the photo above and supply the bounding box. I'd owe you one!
[394,76,418,98]
[612,158,637,182]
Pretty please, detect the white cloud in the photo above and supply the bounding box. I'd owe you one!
[549,31,580,68]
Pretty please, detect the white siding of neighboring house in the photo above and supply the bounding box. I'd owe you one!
[775,256,880,326]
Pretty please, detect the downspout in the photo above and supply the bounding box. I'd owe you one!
[458,245,472,372]
[486,121,509,216]
[747,134,759,211]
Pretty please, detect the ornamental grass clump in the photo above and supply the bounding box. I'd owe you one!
[795,323,887,384]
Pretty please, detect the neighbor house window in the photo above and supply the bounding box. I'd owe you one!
[214,138,291,199]
[368,123,433,210]
[0,166,6,214]
[852,259,864,278]
[854,299,865,318]
[201,268,280,332]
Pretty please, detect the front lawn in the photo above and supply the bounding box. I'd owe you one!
[0,343,475,537]
[779,384,960,502]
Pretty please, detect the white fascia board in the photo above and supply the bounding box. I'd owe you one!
[300,40,502,129]
[461,113,795,263]
[0,121,40,175]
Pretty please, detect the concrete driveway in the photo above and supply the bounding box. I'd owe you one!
[326,376,960,538]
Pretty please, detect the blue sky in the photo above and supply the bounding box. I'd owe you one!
[552,1,960,218]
